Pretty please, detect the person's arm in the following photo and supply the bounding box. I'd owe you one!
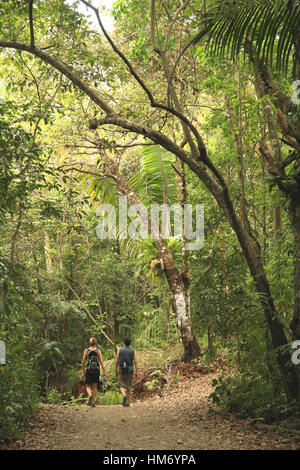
[82,350,87,376]
[98,350,107,377]
[134,351,138,377]
[115,349,119,376]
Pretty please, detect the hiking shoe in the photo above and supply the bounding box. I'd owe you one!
[88,396,93,406]
[122,396,127,406]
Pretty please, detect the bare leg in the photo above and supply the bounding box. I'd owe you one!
[86,384,93,406]
[120,387,131,406]
[92,383,97,406]
[120,386,128,406]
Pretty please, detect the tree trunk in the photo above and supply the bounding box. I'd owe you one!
[241,233,299,400]
[273,206,282,240]
[31,246,43,295]
[10,205,22,263]
[44,230,52,273]
[101,151,201,362]
[208,175,299,400]
[252,58,300,400]
[155,238,200,361]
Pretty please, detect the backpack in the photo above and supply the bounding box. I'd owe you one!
[120,361,129,373]
[120,361,133,374]
[119,346,134,374]
[86,348,100,372]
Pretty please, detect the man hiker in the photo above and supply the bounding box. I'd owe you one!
[115,337,138,407]
[82,337,107,407]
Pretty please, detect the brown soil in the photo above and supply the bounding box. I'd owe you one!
[2,362,300,451]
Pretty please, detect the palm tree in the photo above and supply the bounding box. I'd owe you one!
[62,142,201,362]
[205,0,300,77]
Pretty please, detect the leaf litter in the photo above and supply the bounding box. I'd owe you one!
[2,359,300,450]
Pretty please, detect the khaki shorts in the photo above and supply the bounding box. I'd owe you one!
[118,372,133,391]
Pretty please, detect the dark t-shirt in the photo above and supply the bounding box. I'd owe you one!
[118,346,135,373]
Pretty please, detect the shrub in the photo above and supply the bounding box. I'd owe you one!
[44,387,63,405]
[0,362,40,444]
[97,390,123,405]
[209,372,297,423]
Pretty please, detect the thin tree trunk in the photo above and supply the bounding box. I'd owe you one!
[223,197,298,400]
[10,205,22,263]
[44,230,52,273]
[254,63,283,243]
[174,156,198,358]
[32,246,43,294]
[273,206,282,240]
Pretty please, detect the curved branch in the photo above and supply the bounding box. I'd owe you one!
[78,0,207,161]
[79,1,229,188]
[56,165,116,180]
[0,40,114,115]
[0,38,226,193]
[0,40,201,167]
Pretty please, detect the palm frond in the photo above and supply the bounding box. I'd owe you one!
[84,174,117,206]
[205,0,300,76]
[72,146,179,257]
[129,145,177,206]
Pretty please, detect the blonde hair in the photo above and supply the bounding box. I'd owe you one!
[89,337,97,346]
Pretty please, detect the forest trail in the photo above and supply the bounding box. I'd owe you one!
[2,372,300,451]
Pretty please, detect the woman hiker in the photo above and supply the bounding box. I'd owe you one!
[82,337,107,407]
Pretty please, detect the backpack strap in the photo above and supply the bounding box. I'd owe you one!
[85,348,100,366]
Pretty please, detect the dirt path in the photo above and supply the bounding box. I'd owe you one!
[2,372,300,451]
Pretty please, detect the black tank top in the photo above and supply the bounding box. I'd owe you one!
[118,346,135,366]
